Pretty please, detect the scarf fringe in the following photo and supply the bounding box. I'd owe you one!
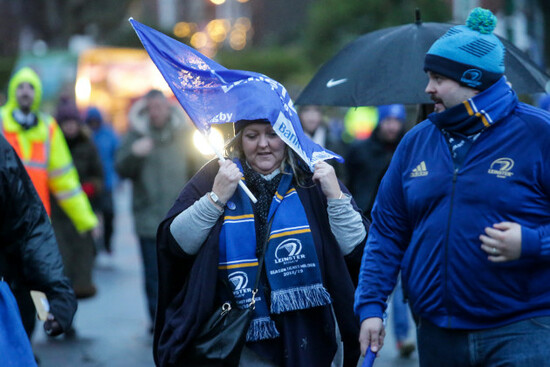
[270,284,332,314]
[246,317,280,342]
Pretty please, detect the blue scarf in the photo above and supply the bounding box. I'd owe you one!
[428,77,518,168]
[218,163,332,342]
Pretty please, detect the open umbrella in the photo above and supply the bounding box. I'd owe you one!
[296,10,550,106]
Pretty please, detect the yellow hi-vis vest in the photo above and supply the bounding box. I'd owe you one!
[0,109,97,233]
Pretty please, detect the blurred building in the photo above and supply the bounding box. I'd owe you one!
[453,0,544,66]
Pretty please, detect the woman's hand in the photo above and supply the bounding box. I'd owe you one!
[212,160,243,204]
[312,161,342,199]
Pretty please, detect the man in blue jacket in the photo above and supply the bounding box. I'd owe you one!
[354,8,550,366]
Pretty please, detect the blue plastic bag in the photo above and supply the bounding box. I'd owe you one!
[0,281,38,366]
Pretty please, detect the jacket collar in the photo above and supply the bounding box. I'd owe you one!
[428,77,518,136]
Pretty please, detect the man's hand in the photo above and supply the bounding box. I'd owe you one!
[131,136,154,157]
[480,221,522,262]
[359,317,385,355]
[44,313,63,337]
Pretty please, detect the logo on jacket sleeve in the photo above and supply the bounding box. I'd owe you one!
[488,158,514,178]
[410,161,429,177]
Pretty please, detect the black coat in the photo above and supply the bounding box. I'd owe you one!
[0,135,77,332]
[154,159,368,367]
[345,128,402,218]
[51,130,103,253]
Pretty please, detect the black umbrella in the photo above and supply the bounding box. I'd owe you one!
[296,11,550,106]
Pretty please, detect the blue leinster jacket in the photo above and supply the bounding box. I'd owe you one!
[355,81,550,330]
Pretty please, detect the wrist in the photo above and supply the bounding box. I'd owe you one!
[208,191,225,210]
[328,191,344,200]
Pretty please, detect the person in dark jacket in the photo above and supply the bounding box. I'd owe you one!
[346,104,415,358]
[52,99,103,299]
[0,134,77,340]
[355,8,550,366]
[345,104,406,218]
[155,118,368,367]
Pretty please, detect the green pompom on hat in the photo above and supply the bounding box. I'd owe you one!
[466,7,497,34]
[424,7,505,90]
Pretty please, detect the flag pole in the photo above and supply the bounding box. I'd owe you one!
[203,131,258,204]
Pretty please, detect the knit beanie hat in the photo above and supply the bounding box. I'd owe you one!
[377,104,406,124]
[233,118,270,135]
[424,7,505,91]
[56,97,81,124]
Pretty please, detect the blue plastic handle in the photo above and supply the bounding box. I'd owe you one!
[362,347,377,367]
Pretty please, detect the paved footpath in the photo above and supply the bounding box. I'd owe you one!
[32,182,155,367]
[32,182,418,367]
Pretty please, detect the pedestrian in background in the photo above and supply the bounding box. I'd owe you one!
[85,106,119,254]
[115,89,196,332]
[0,67,97,339]
[346,104,415,358]
[299,105,347,157]
[156,117,367,366]
[53,98,104,299]
[299,105,348,182]
[0,134,77,357]
[345,104,406,218]
[355,8,550,366]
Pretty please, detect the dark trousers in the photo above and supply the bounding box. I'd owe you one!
[99,190,115,253]
[138,237,158,324]
[416,316,550,367]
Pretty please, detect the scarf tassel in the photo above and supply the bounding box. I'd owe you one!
[246,317,280,342]
[270,284,332,314]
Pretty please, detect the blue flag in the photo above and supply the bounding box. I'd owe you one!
[129,18,343,171]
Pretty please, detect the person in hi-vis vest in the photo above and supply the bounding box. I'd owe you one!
[0,67,97,338]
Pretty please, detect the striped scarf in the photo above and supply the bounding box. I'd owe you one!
[429,77,518,168]
[218,161,331,341]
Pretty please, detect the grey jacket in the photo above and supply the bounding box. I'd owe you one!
[115,98,197,238]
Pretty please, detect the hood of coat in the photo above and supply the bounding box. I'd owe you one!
[127,97,189,136]
[6,67,43,113]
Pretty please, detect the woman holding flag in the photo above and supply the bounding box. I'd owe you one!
[128,18,368,367]
[155,118,368,366]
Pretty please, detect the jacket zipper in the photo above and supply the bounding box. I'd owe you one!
[439,126,488,327]
[444,168,458,328]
